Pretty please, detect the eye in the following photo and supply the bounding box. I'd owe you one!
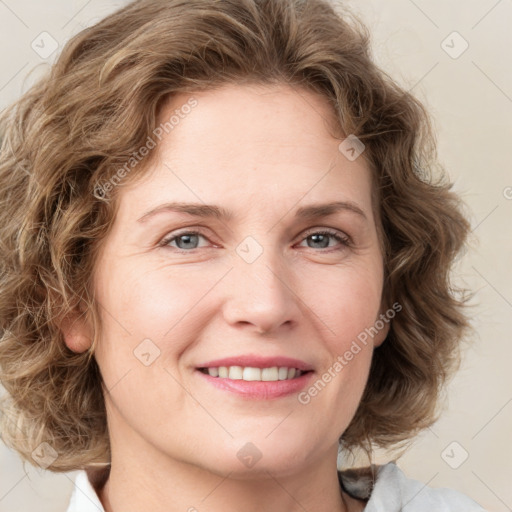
[159,230,210,251]
[297,229,351,251]
[158,228,351,253]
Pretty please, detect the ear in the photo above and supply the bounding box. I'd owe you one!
[59,309,94,354]
[373,306,391,349]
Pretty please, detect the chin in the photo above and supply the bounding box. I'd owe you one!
[213,458,308,481]
[208,440,315,479]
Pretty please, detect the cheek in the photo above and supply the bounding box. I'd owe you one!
[300,262,382,404]
[94,262,216,371]
[304,262,384,344]
[302,270,380,424]
[102,259,203,331]
[92,264,205,422]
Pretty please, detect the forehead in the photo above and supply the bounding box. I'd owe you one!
[156,83,343,162]
[117,83,374,225]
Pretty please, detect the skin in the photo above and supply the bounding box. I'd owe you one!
[62,83,389,512]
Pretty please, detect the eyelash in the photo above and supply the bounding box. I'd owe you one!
[158,228,352,253]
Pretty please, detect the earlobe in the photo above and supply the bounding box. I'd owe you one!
[373,324,389,348]
[373,309,391,348]
[59,310,93,353]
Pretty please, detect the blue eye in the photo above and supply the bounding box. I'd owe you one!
[159,228,351,252]
[299,230,350,250]
[160,230,207,251]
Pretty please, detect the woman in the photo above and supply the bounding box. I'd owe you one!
[0,0,487,510]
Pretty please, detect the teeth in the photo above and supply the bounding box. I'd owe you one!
[243,367,260,381]
[204,366,303,381]
[229,366,244,379]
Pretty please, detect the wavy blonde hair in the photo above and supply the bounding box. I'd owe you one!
[0,0,474,473]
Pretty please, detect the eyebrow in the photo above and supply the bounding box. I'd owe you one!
[136,200,368,224]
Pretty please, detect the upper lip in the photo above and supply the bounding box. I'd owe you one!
[196,355,314,372]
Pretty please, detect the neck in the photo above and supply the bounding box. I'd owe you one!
[98,459,355,512]
[93,397,369,512]
[99,473,359,512]
[95,434,356,512]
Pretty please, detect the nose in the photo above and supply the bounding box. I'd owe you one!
[221,248,301,336]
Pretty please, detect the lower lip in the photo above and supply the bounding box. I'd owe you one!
[195,369,314,399]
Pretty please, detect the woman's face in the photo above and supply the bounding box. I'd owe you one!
[66,83,389,477]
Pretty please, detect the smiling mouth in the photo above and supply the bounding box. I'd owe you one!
[197,366,312,382]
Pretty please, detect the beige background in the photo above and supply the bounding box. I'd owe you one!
[0,0,511,511]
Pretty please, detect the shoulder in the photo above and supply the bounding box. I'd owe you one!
[339,461,489,511]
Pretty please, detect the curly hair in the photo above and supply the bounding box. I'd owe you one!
[0,0,474,473]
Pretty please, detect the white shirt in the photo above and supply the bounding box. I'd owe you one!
[66,461,488,511]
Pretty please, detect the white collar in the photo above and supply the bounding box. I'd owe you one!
[66,470,105,512]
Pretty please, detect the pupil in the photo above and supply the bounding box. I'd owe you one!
[177,234,198,249]
[310,234,329,248]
